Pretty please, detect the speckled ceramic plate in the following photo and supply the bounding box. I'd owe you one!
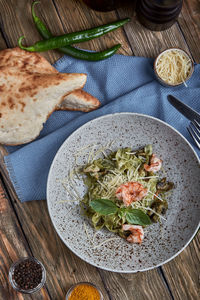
[47,113,200,273]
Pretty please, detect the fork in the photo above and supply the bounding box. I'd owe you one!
[187,120,200,150]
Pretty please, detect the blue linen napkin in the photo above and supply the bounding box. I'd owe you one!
[4,54,200,202]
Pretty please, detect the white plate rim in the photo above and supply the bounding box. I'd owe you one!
[47,112,200,273]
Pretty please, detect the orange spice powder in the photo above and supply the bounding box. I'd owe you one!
[68,283,101,300]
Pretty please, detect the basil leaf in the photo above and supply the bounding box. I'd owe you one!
[126,209,151,225]
[90,199,118,215]
[118,207,126,218]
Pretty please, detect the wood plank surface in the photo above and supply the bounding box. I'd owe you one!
[178,0,200,63]
[0,30,7,50]
[162,234,200,300]
[0,176,51,300]
[0,154,110,299]
[117,0,190,58]
[0,0,199,299]
[0,0,61,63]
[98,268,173,300]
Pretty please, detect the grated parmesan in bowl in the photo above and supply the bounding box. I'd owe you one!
[154,48,194,87]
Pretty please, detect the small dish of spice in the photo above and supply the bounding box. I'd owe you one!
[66,282,103,300]
[9,257,46,294]
[154,48,194,87]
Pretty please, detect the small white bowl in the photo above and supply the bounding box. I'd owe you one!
[154,48,194,87]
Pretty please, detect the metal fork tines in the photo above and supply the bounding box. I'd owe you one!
[187,120,200,150]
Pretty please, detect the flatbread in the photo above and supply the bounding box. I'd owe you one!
[0,48,86,145]
[0,47,57,74]
[57,89,101,112]
[0,47,101,112]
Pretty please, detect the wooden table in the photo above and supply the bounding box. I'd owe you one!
[0,0,199,299]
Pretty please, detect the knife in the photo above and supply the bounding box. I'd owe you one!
[167,95,200,123]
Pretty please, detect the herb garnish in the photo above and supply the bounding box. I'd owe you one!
[90,199,151,226]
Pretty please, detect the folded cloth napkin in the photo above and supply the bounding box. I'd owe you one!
[4,54,200,202]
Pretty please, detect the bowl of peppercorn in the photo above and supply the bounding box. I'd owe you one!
[8,257,46,294]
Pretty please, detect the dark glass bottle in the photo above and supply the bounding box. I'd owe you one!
[136,0,183,31]
[82,0,121,12]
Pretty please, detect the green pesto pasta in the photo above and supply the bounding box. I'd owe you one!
[79,145,174,241]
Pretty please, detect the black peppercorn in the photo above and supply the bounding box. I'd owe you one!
[13,259,42,290]
[9,257,46,293]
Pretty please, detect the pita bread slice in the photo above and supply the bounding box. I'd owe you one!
[1,48,101,113]
[0,47,57,74]
[57,89,101,112]
[0,48,86,145]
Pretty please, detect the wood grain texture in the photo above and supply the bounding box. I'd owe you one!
[117,0,190,58]
[0,30,7,49]
[0,0,61,63]
[162,233,200,300]
[98,268,172,300]
[0,0,200,299]
[0,149,110,300]
[178,0,200,63]
[0,177,51,300]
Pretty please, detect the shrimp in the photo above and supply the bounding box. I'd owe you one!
[144,153,162,172]
[122,224,144,244]
[116,181,148,207]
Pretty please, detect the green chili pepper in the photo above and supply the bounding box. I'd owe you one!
[31,1,51,40]
[31,1,121,61]
[18,11,130,52]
